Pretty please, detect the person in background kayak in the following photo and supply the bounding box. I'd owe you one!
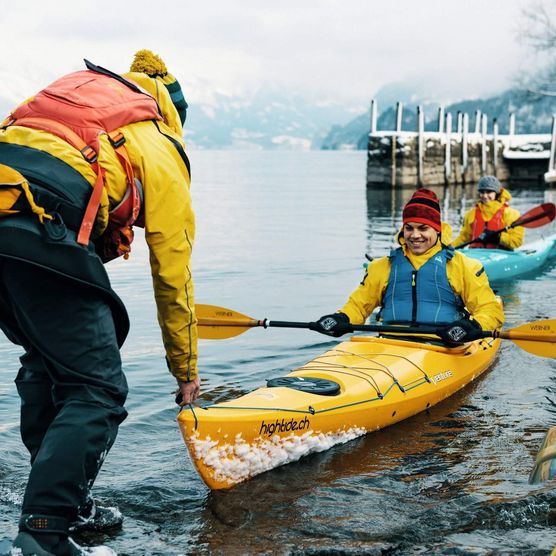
[312,188,504,344]
[452,175,524,250]
[0,50,197,556]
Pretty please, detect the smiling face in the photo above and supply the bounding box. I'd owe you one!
[403,222,439,255]
[478,190,497,203]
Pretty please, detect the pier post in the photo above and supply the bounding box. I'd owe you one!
[474,110,482,134]
[493,118,499,174]
[417,105,424,186]
[445,112,452,182]
[509,112,515,149]
[370,98,377,134]
[548,114,556,174]
[391,102,403,187]
[461,113,469,181]
[395,102,403,132]
[481,113,488,173]
[390,135,397,187]
[457,111,463,134]
[437,106,444,133]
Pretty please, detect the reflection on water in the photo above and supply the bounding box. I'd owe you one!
[1,152,556,554]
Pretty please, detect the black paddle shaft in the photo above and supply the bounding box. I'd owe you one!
[267,319,448,336]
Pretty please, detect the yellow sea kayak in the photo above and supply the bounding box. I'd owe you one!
[178,334,501,490]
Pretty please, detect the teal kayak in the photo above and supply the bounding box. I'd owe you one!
[461,233,556,282]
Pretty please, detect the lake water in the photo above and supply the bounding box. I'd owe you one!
[1,150,556,555]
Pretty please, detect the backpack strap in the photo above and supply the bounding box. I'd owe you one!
[77,131,143,245]
[2,116,98,163]
[3,117,140,246]
[106,130,140,226]
[77,162,104,245]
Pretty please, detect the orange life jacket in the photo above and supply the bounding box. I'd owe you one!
[1,59,163,261]
[470,204,506,248]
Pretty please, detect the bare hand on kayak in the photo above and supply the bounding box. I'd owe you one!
[175,378,201,406]
[438,319,483,345]
[310,312,352,337]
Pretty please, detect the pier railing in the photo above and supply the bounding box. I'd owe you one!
[367,99,553,188]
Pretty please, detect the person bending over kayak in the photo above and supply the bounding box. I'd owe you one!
[452,175,524,250]
[0,50,197,555]
[312,188,504,344]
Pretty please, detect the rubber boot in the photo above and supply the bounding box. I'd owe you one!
[14,514,116,555]
[12,531,84,556]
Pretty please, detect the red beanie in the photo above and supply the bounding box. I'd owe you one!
[402,188,441,232]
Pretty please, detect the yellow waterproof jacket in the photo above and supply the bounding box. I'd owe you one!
[340,236,504,332]
[452,189,524,250]
[0,71,197,382]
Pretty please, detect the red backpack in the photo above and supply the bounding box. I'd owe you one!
[2,59,163,261]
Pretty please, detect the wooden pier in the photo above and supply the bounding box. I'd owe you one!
[367,99,556,188]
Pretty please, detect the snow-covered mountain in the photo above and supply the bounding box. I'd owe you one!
[183,86,362,150]
[320,88,556,150]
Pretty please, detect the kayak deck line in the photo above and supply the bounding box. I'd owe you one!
[332,347,432,385]
[296,349,430,394]
[184,382,400,422]
[182,338,494,426]
[182,380,425,423]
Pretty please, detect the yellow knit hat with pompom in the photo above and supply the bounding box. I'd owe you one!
[130,49,168,77]
[130,49,187,125]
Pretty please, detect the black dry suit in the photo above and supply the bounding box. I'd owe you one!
[0,143,129,524]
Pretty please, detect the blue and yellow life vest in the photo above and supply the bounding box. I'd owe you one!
[381,246,465,325]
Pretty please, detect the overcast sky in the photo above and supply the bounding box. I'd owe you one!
[0,0,532,109]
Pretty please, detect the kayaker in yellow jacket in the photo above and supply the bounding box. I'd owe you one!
[312,189,504,343]
[452,175,524,250]
[0,50,197,555]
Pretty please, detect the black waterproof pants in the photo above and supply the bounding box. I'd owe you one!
[0,258,128,521]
